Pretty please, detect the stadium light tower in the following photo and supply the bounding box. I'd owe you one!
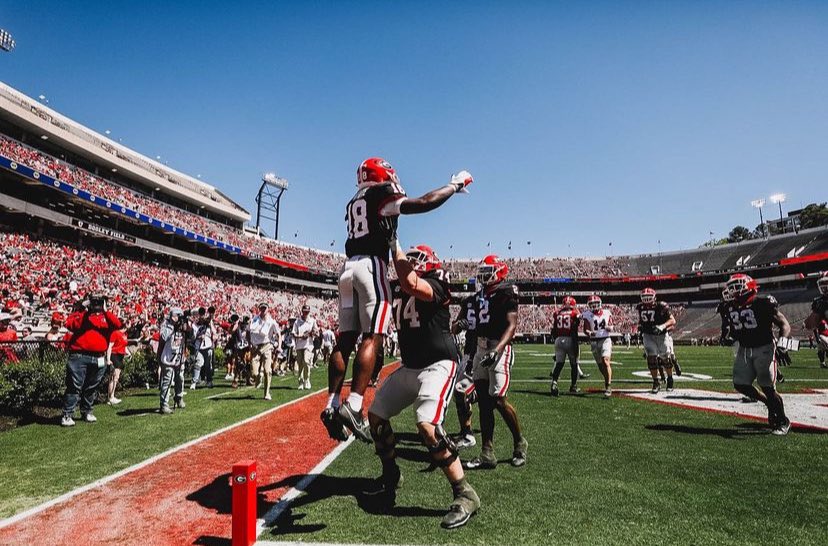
[770,193,787,234]
[255,172,289,240]
[751,198,766,238]
[0,29,15,53]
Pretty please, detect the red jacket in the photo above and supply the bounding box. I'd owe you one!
[110,329,128,355]
[66,311,123,354]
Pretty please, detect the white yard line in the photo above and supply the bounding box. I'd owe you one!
[255,437,355,541]
[0,387,329,529]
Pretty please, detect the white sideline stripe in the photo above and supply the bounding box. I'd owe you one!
[0,387,330,529]
[205,386,256,399]
[509,378,828,383]
[254,437,355,541]
[258,542,411,546]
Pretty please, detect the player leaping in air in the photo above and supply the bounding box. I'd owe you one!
[321,157,472,442]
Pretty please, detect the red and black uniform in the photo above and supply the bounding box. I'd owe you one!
[552,307,580,339]
[390,270,459,369]
[636,301,672,335]
[811,296,828,336]
[344,182,406,262]
[473,283,519,342]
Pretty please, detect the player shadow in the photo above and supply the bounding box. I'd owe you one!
[116,407,163,417]
[663,394,735,402]
[645,422,771,439]
[266,473,445,537]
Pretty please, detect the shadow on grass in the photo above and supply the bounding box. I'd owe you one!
[646,422,773,439]
[116,407,160,417]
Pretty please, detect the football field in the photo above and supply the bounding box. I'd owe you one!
[259,344,828,546]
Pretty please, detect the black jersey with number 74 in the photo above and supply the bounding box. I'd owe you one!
[390,270,460,369]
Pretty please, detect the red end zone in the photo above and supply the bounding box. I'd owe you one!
[0,364,398,545]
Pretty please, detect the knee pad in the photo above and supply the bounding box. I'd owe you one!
[426,425,458,468]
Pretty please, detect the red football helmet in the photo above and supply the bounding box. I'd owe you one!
[406,244,442,274]
[818,271,828,296]
[357,157,398,186]
[476,255,508,287]
[726,273,758,301]
[562,296,577,308]
[588,295,602,311]
[640,287,656,304]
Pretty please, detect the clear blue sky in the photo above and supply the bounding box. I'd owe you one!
[2,1,827,258]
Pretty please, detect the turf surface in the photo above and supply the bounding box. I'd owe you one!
[262,344,828,546]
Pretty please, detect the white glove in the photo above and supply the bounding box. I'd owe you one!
[388,235,403,256]
[449,170,473,194]
[654,324,665,334]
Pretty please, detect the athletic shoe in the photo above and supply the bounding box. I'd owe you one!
[651,383,660,394]
[441,483,480,529]
[224,373,233,381]
[464,449,497,470]
[160,406,173,415]
[60,415,75,427]
[772,418,791,436]
[338,401,372,443]
[550,381,559,397]
[304,380,312,390]
[189,383,197,390]
[578,372,590,379]
[174,398,185,409]
[820,362,827,369]
[604,387,612,398]
[264,392,272,401]
[777,373,785,384]
[320,407,350,441]
[454,433,477,450]
[81,413,97,423]
[511,436,528,467]
[298,383,305,390]
[255,379,262,389]
[666,385,674,392]
[107,397,122,406]
[569,385,580,394]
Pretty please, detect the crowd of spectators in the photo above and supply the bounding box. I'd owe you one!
[0,135,343,273]
[444,256,631,281]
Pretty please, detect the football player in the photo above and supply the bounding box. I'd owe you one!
[550,296,581,395]
[451,299,479,449]
[323,158,472,442]
[724,274,792,435]
[366,241,480,529]
[580,295,614,397]
[804,272,828,369]
[636,288,678,393]
[461,255,528,470]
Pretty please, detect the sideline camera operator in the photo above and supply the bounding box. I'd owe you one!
[61,294,122,427]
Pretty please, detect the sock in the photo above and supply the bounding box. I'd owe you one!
[551,361,565,382]
[667,376,674,389]
[348,392,363,412]
[451,477,470,497]
[570,363,578,387]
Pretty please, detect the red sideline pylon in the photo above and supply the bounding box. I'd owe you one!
[231,460,258,546]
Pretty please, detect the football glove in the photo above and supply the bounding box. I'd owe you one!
[454,318,469,331]
[449,170,473,194]
[480,350,499,368]
[464,357,474,375]
[653,324,665,334]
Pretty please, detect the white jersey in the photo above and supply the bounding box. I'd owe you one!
[581,308,612,339]
[321,329,335,347]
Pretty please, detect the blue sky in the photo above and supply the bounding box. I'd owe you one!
[1,1,827,258]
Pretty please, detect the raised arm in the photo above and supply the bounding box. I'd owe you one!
[398,171,472,215]
[391,241,434,301]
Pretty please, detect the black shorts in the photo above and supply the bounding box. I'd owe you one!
[110,353,125,369]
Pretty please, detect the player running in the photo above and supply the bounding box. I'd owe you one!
[804,271,828,369]
[580,295,614,397]
[550,296,581,395]
[322,157,472,442]
[723,274,792,435]
[366,241,480,529]
[461,255,528,470]
[636,288,678,393]
[451,297,479,449]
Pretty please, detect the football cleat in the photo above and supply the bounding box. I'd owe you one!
[320,407,350,442]
[603,387,612,398]
[464,449,497,470]
[338,401,372,443]
[550,381,559,397]
[771,418,791,436]
[569,385,580,394]
[454,432,477,450]
[441,483,481,530]
[651,383,660,394]
[511,437,528,467]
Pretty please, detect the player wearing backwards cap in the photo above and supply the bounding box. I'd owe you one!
[550,296,582,395]
[723,273,792,435]
[636,288,678,394]
[323,157,472,442]
[457,255,528,470]
[580,295,614,397]
[804,271,828,369]
[366,240,479,529]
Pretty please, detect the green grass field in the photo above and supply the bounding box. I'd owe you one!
[262,345,828,546]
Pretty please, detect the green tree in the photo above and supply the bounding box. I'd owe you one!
[798,202,828,229]
[727,225,753,243]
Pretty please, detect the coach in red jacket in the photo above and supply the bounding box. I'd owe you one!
[61,294,122,427]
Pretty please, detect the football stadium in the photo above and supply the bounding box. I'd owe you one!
[0,4,827,546]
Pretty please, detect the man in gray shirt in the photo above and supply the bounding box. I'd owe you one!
[159,308,187,414]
